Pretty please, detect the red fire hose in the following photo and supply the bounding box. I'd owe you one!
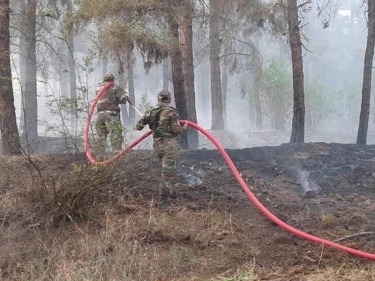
[84,82,375,260]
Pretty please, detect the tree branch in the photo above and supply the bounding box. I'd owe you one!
[297,1,312,10]
[334,232,375,243]
[219,52,252,59]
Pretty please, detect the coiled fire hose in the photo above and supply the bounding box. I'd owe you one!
[84,82,375,260]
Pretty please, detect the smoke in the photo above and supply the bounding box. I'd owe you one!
[296,169,321,198]
[179,165,205,187]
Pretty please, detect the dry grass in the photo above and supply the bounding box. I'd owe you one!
[1,201,243,280]
[305,266,375,281]
[1,153,375,280]
[0,153,243,280]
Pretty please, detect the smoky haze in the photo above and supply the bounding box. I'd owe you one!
[7,1,374,153]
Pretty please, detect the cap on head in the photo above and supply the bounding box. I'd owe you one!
[157,89,171,101]
[103,73,115,82]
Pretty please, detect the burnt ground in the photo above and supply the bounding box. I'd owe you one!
[134,143,375,262]
[1,142,375,280]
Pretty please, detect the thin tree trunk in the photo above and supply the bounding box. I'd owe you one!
[60,43,70,98]
[252,38,263,130]
[357,1,375,144]
[19,0,26,131]
[198,63,210,120]
[66,0,77,130]
[23,0,38,137]
[127,50,135,124]
[254,88,262,129]
[169,19,188,149]
[117,57,129,126]
[209,0,224,130]
[0,0,21,154]
[221,50,228,129]
[288,0,305,143]
[162,58,170,90]
[102,53,108,74]
[180,5,199,148]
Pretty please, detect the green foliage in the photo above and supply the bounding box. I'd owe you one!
[321,214,335,225]
[262,58,291,92]
[139,93,152,114]
[75,0,171,69]
[260,58,293,131]
[46,96,86,115]
[41,11,58,19]
[333,81,361,133]
[81,49,97,72]
[71,163,86,174]
[305,77,332,132]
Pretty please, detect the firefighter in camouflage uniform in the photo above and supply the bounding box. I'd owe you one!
[134,90,188,207]
[95,73,129,154]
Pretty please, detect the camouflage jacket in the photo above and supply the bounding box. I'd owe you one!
[96,83,128,112]
[135,103,184,138]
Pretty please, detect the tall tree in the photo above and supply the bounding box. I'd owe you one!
[287,0,305,143]
[0,0,21,154]
[180,0,199,147]
[62,0,78,128]
[209,0,225,130]
[168,17,189,148]
[162,58,171,90]
[21,0,38,137]
[127,50,136,124]
[221,46,229,128]
[357,1,375,144]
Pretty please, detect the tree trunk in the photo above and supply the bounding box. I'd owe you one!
[209,0,224,130]
[162,58,171,90]
[180,5,199,148]
[252,38,263,130]
[221,50,228,129]
[288,0,305,143]
[169,19,188,149]
[102,53,108,74]
[60,40,70,97]
[19,0,26,130]
[0,0,21,154]
[22,0,38,137]
[127,50,135,124]
[66,0,77,130]
[254,89,262,129]
[357,1,375,144]
[117,57,129,126]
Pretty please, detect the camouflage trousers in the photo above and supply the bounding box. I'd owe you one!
[153,137,181,196]
[95,111,124,153]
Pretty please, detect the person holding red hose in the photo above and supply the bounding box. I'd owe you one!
[134,90,188,207]
[95,73,131,156]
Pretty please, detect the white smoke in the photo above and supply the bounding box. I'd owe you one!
[183,166,205,187]
[296,169,321,197]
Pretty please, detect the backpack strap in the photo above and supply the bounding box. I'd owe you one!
[149,106,164,130]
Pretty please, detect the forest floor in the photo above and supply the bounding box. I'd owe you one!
[1,130,375,280]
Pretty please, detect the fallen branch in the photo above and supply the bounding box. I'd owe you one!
[334,232,375,243]
[318,243,325,267]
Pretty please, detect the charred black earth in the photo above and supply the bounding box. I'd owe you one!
[125,142,375,267]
